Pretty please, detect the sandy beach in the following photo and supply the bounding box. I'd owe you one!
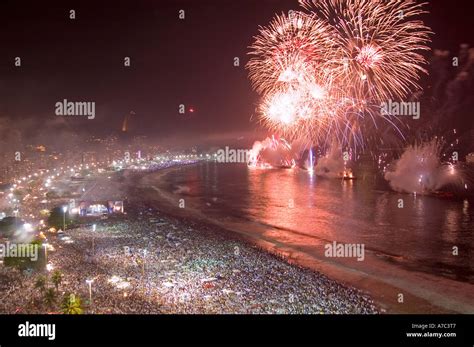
[0,194,379,314]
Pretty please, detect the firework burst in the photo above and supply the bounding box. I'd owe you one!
[300,0,432,102]
[247,11,337,96]
[247,0,432,148]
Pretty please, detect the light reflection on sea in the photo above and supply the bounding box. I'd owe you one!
[156,162,474,283]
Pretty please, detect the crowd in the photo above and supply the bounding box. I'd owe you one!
[1,201,379,314]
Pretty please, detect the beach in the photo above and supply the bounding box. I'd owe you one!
[0,164,385,314]
[0,199,379,314]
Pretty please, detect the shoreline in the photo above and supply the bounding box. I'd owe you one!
[135,163,474,314]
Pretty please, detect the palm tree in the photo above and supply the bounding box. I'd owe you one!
[61,293,84,314]
[44,288,57,307]
[34,275,47,293]
[51,270,62,291]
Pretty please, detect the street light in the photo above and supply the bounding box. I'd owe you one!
[86,279,93,305]
[92,224,96,254]
[62,206,68,231]
[142,249,148,278]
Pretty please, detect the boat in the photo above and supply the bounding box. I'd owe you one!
[339,169,357,180]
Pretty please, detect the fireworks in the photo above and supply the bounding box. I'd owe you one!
[247,10,342,143]
[300,0,432,102]
[248,136,296,169]
[384,139,465,194]
[247,11,336,96]
[247,0,432,147]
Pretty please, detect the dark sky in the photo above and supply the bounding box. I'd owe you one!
[0,0,472,148]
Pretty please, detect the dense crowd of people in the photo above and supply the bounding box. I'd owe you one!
[1,202,379,314]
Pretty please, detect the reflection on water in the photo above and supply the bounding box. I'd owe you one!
[162,162,474,283]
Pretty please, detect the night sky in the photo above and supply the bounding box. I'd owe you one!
[0,0,472,148]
